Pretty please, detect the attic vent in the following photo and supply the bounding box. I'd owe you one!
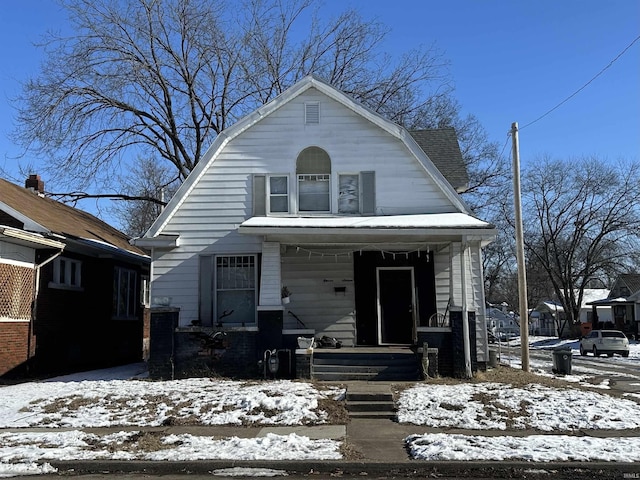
[305,102,320,124]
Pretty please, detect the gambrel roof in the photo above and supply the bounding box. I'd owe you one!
[145,75,478,239]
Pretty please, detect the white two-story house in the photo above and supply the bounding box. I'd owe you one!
[136,75,496,380]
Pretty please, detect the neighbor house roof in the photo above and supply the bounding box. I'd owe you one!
[0,178,147,257]
[616,274,640,296]
[409,128,469,192]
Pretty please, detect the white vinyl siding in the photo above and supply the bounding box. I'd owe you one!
[281,247,355,347]
[258,242,282,307]
[150,87,461,326]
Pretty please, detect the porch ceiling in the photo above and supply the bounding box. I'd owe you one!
[238,213,496,244]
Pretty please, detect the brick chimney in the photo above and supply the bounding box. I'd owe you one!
[25,174,45,194]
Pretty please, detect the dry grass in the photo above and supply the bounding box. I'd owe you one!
[317,397,350,425]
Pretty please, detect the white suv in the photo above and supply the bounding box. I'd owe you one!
[579,330,630,357]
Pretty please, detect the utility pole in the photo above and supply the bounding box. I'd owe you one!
[511,122,530,372]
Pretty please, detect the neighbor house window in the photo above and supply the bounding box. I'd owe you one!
[297,147,331,212]
[114,267,137,319]
[268,175,289,213]
[140,275,150,308]
[50,257,82,289]
[215,255,257,325]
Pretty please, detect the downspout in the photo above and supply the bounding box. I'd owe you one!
[460,239,472,378]
[28,249,64,373]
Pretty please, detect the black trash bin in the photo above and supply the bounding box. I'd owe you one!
[552,347,572,375]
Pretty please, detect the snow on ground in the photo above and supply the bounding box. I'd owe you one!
[396,382,640,431]
[2,351,640,476]
[406,433,640,462]
[492,336,640,385]
[1,377,343,428]
[0,366,343,477]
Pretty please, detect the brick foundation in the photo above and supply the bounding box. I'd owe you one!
[0,321,32,377]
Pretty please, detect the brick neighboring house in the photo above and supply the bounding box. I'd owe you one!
[0,175,150,378]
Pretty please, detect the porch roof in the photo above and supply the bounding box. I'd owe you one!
[238,213,496,244]
[587,297,633,306]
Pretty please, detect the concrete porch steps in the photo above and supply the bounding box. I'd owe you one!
[346,390,396,420]
[312,350,421,382]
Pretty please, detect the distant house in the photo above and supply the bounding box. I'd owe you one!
[0,175,150,378]
[486,306,520,340]
[136,75,496,380]
[531,289,611,337]
[587,275,640,339]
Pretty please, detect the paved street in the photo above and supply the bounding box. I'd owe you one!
[499,340,640,395]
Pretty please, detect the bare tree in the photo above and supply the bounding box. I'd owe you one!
[108,157,180,237]
[520,156,640,335]
[13,0,460,215]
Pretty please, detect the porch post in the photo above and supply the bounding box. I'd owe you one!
[259,242,283,307]
[460,241,472,378]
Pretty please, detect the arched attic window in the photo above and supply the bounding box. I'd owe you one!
[297,146,331,212]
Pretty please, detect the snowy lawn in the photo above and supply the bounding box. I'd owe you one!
[0,371,345,477]
[406,433,640,462]
[3,361,640,475]
[397,381,640,431]
[1,378,344,428]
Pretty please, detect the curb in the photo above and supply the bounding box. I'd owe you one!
[49,459,640,479]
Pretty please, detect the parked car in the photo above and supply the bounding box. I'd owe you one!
[579,330,630,357]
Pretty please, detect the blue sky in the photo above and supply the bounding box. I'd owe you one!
[0,0,638,199]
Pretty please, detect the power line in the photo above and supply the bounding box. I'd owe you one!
[520,34,640,131]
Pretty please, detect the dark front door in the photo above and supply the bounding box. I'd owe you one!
[377,268,415,345]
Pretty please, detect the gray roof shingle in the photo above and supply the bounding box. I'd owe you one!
[409,127,469,192]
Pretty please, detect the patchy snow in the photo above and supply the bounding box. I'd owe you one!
[0,378,342,428]
[0,430,340,463]
[396,382,640,431]
[406,433,640,462]
[2,359,640,475]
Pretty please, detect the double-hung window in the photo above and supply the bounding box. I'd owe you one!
[297,147,331,213]
[253,175,289,215]
[50,257,82,289]
[113,267,137,319]
[214,255,257,326]
[268,176,289,213]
